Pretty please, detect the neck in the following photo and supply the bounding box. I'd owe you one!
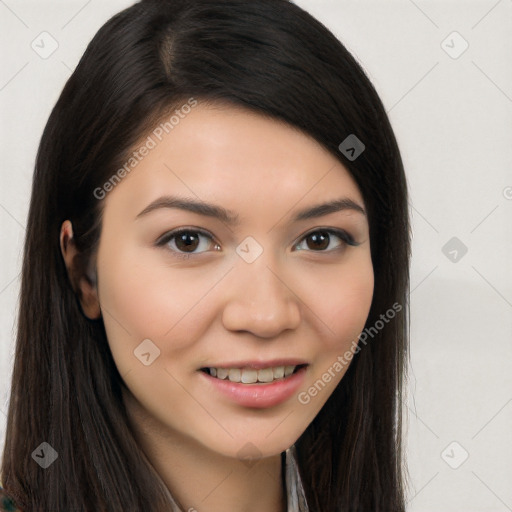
[123,390,287,512]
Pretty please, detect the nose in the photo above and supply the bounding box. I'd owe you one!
[221,255,301,338]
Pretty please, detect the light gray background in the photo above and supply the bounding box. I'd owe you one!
[1,1,511,510]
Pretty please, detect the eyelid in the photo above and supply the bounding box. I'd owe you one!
[155,226,360,256]
[293,226,359,248]
[155,226,217,248]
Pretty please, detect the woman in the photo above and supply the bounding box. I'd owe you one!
[0,0,411,510]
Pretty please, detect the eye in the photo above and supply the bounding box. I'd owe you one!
[292,228,359,252]
[156,228,220,256]
[156,226,359,258]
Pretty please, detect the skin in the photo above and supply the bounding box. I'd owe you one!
[60,103,374,512]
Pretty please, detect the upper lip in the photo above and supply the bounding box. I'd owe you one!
[199,359,309,370]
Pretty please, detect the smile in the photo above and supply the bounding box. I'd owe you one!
[200,364,307,384]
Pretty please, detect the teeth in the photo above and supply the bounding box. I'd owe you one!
[257,368,274,383]
[207,365,299,383]
[217,368,229,379]
[273,366,284,379]
[228,368,241,383]
[241,369,258,384]
[284,365,295,377]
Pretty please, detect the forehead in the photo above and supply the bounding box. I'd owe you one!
[102,102,365,220]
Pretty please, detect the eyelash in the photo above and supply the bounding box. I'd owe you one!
[155,226,360,258]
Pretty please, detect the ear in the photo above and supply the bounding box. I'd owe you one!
[59,220,101,320]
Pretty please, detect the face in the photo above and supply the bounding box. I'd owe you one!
[93,102,374,460]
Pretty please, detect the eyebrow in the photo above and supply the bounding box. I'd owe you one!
[135,194,366,225]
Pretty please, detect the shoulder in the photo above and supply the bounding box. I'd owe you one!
[0,487,22,512]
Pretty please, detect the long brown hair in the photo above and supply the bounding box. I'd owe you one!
[1,0,411,510]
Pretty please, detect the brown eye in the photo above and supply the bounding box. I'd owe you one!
[304,231,330,251]
[175,231,201,252]
[293,228,358,252]
[156,228,219,256]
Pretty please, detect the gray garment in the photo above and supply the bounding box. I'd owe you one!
[144,445,309,512]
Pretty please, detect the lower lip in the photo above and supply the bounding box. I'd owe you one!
[199,366,308,409]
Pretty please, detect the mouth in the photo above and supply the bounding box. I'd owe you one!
[199,364,308,384]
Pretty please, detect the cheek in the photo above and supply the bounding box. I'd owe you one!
[309,258,374,350]
[96,244,218,364]
[98,256,162,336]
